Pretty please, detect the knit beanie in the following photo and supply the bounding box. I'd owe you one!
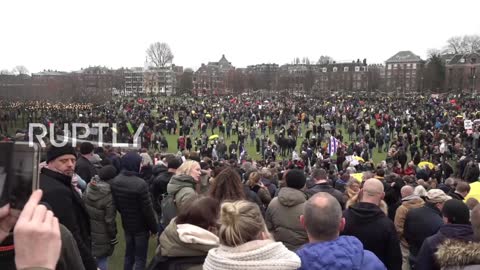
[442,199,470,225]
[285,169,306,189]
[47,144,76,163]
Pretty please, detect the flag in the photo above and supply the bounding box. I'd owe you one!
[328,136,339,156]
[126,122,135,135]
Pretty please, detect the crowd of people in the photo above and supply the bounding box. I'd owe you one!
[0,91,480,270]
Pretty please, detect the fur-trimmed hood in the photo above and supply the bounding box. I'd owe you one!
[435,239,480,269]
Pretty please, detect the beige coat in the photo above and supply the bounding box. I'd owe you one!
[394,195,425,247]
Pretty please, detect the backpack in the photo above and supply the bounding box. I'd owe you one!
[160,190,180,228]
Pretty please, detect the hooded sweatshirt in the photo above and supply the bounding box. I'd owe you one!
[342,202,402,270]
[416,224,476,270]
[265,187,308,250]
[296,235,386,270]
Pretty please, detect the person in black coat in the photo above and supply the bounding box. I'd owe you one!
[40,144,97,270]
[341,178,402,270]
[111,151,158,270]
[75,142,97,183]
[404,189,451,268]
[415,199,475,270]
[305,168,345,209]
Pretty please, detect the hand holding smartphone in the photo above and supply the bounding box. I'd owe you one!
[0,142,40,212]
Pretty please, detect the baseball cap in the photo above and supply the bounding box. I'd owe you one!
[426,189,452,204]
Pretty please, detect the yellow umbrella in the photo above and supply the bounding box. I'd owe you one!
[191,110,196,114]
[206,114,212,118]
[209,134,219,140]
[353,156,365,162]
[418,161,435,170]
[465,182,480,202]
[456,115,463,118]
[351,173,363,182]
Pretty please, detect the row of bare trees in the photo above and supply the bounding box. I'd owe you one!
[0,65,29,76]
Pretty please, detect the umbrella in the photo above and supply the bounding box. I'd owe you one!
[456,115,463,118]
[209,134,219,140]
[353,156,365,162]
[465,182,480,202]
[351,173,363,182]
[191,110,196,114]
[418,161,435,170]
[206,114,212,118]
[161,116,168,120]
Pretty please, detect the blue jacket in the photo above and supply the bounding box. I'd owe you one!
[296,235,386,270]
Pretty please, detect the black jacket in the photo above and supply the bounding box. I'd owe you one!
[75,156,97,183]
[111,171,158,234]
[151,170,175,213]
[448,191,465,201]
[39,168,97,270]
[306,182,345,209]
[404,203,444,260]
[342,202,402,270]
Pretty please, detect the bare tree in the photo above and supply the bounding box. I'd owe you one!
[317,55,333,65]
[0,69,13,75]
[12,65,29,75]
[443,35,480,54]
[146,42,174,67]
[427,48,441,58]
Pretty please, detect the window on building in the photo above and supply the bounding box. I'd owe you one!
[388,64,392,70]
[406,63,411,68]
[355,66,360,72]
[394,64,398,69]
[333,67,338,72]
[412,63,417,69]
[344,67,349,72]
[322,67,327,72]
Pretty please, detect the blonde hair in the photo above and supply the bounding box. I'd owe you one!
[176,160,199,176]
[247,171,261,188]
[218,200,268,247]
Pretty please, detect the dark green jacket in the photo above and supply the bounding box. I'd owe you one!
[83,176,117,258]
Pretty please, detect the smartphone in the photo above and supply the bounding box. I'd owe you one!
[0,142,40,211]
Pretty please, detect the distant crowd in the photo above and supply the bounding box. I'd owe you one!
[0,91,480,270]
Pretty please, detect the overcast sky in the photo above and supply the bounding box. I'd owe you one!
[1,0,479,73]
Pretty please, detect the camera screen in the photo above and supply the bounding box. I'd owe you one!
[0,142,38,210]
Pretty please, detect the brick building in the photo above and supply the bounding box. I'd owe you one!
[277,60,368,93]
[445,52,480,93]
[385,51,424,93]
[143,66,177,96]
[193,54,235,95]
